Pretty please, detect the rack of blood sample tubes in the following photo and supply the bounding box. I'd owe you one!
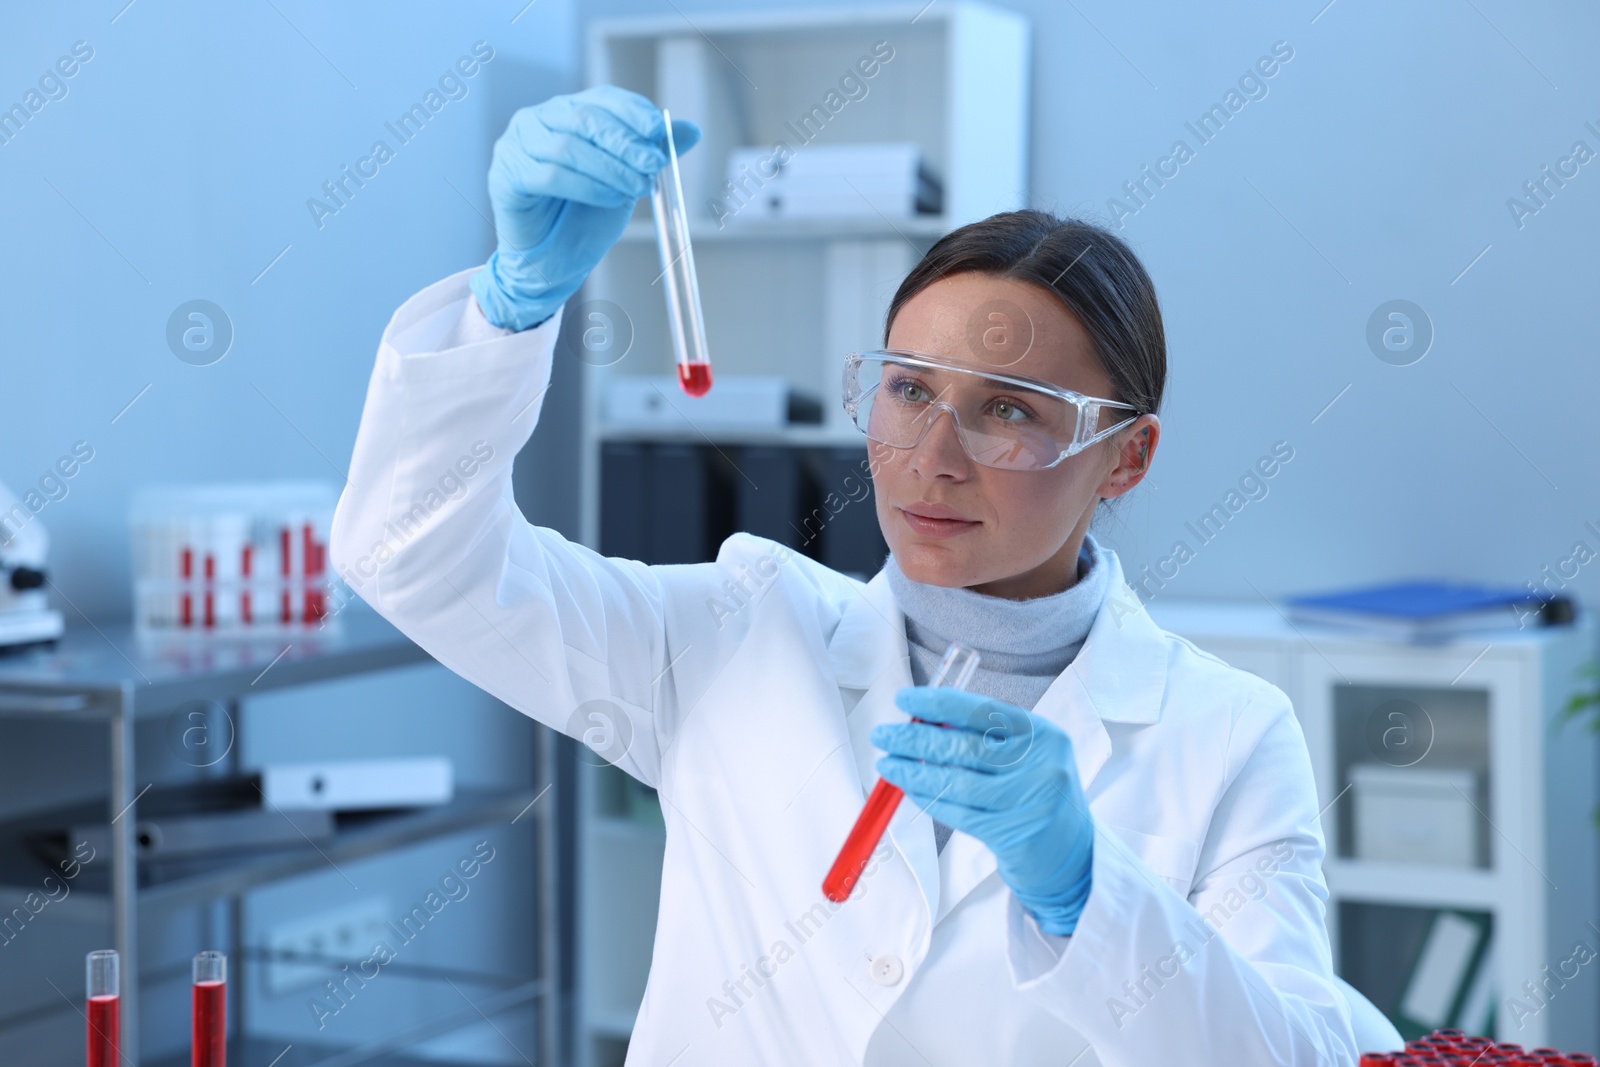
[1361,1028,1599,1066]
[131,484,339,640]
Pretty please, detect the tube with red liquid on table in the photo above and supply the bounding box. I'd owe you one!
[649,106,713,399]
[85,949,118,1067]
[192,950,226,1067]
[823,641,981,902]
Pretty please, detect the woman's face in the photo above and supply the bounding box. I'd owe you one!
[872,272,1159,600]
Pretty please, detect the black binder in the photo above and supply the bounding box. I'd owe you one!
[599,442,650,561]
[817,448,888,579]
[602,442,883,574]
[736,446,810,551]
[647,444,709,564]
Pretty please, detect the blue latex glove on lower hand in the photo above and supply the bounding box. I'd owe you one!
[469,85,702,331]
[871,686,1095,936]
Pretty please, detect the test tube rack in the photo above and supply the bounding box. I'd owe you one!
[130,483,339,640]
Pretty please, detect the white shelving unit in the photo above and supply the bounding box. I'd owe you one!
[578,1,1031,548]
[1146,600,1599,1050]
[575,6,1029,1064]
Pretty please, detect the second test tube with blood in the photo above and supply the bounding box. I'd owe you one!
[822,642,981,902]
[192,950,225,1067]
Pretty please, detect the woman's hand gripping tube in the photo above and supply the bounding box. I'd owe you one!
[821,642,980,902]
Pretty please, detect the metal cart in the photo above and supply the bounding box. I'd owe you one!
[0,609,561,1066]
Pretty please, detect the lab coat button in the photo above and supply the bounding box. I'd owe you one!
[867,954,904,986]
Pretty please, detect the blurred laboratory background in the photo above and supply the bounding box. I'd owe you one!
[2,0,1599,1064]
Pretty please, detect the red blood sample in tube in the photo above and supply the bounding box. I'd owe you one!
[85,949,118,1067]
[180,545,194,627]
[301,524,314,624]
[677,360,713,398]
[240,543,253,624]
[301,524,328,622]
[203,554,216,628]
[192,951,226,1067]
[823,777,902,902]
[279,526,291,623]
[822,643,980,902]
[86,996,118,1067]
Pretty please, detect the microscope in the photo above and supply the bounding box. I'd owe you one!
[0,479,66,650]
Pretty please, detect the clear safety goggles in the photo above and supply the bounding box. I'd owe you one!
[842,349,1142,471]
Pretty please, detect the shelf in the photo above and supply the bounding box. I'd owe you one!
[618,214,950,244]
[1144,600,1571,653]
[145,1038,446,1067]
[598,422,865,449]
[1324,859,1500,911]
[0,608,431,718]
[0,788,538,912]
[142,979,544,1067]
[591,2,983,37]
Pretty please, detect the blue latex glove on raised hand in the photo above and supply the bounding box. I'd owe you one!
[469,85,702,332]
[871,686,1095,936]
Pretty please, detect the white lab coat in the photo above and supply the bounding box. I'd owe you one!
[330,268,1359,1067]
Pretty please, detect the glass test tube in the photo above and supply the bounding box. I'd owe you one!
[650,107,713,398]
[192,950,226,1067]
[822,642,981,902]
[85,949,119,1067]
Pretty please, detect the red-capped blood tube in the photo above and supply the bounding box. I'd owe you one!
[822,642,980,902]
[85,950,118,1067]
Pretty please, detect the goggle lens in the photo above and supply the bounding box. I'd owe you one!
[846,354,1091,471]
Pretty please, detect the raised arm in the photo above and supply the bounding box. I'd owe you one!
[329,88,704,788]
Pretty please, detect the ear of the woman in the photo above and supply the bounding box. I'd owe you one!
[1097,415,1160,501]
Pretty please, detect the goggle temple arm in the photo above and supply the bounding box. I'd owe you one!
[1071,401,1142,455]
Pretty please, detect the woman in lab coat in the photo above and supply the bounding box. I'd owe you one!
[330,86,1359,1066]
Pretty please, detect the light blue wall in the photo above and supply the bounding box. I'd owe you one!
[1024,0,1600,610]
[0,2,577,1063]
[1,0,576,612]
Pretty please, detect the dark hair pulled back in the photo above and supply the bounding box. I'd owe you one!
[884,210,1166,419]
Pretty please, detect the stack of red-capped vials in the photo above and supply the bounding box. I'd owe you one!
[1360,1028,1599,1065]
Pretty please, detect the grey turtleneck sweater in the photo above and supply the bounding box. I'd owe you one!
[882,531,1112,853]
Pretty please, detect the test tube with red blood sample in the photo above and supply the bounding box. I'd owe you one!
[1359,1027,1599,1066]
[822,641,980,902]
[240,538,253,625]
[203,546,216,629]
[192,950,226,1067]
[179,522,196,629]
[302,521,329,622]
[85,950,118,1067]
[279,522,293,625]
[649,107,713,398]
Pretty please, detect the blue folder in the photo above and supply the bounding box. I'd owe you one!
[1287,581,1541,620]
